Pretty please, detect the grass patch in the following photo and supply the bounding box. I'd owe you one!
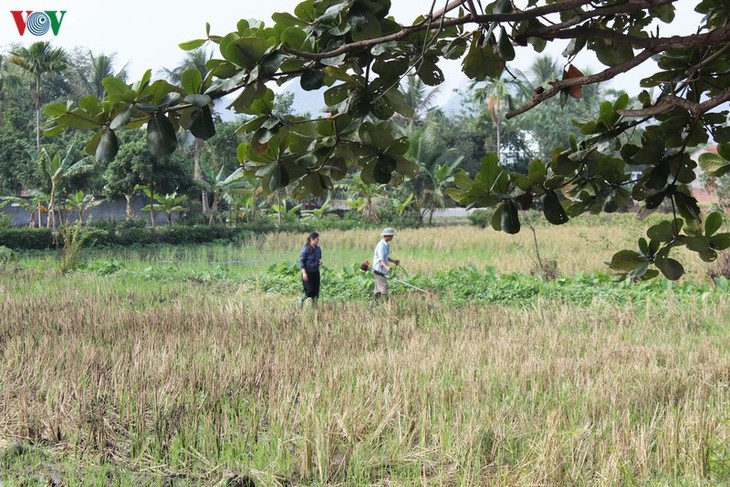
[1,223,729,485]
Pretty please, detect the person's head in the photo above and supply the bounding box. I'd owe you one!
[381,227,396,241]
[306,232,320,248]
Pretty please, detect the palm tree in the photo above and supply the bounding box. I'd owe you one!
[468,76,527,161]
[396,75,442,130]
[74,51,128,98]
[403,120,463,224]
[521,56,561,89]
[160,47,210,83]
[8,41,69,149]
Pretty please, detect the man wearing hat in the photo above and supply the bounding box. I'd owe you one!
[372,227,400,298]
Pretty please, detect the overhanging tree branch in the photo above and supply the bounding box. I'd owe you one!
[506,49,657,119]
[619,85,730,118]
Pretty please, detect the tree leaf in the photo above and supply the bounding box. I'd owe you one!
[717,142,730,160]
[224,37,268,70]
[710,233,730,251]
[184,94,212,107]
[190,106,216,140]
[269,164,289,191]
[656,257,684,280]
[498,28,515,61]
[179,39,206,51]
[110,107,133,130]
[609,250,647,271]
[147,113,178,156]
[501,200,520,234]
[592,37,634,67]
[95,128,118,163]
[301,70,325,91]
[180,68,203,94]
[373,154,396,184]
[543,190,568,225]
[491,204,503,231]
[282,27,309,51]
[462,32,505,81]
[699,152,730,177]
[349,12,382,42]
[324,84,350,106]
[705,212,723,237]
[674,192,701,222]
[528,159,546,183]
[416,57,444,86]
[647,220,678,242]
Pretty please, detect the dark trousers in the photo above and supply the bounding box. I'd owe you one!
[302,270,320,298]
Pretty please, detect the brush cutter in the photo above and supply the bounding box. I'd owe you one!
[362,260,431,294]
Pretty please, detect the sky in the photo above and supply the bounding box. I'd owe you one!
[1,0,702,107]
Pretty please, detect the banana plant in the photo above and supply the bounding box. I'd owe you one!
[268,199,302,223]
[27,145,94,235]
[391,193,414,217]
[3,191,49,227]
[301,195,333,220]
[196,160,247,225]
[140,191,188,225]
[61,190,103,225]
[341,174,384,223]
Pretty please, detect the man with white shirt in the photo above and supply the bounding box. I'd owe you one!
[372,227,400,299]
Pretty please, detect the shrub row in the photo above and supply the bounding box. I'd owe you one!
[0,213,426,251]
[0,227,55,250]
[0,224,242,250]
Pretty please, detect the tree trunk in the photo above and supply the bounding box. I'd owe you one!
[208,196,217,225]
[496,123,501,161]
[47,190,55,232]
[251,192,257,222]
[125,195,134,218]
[34,90,41,150]
[193,138,209,213]
[149,184,156,229]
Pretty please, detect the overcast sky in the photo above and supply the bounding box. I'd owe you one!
[1,0,701,103]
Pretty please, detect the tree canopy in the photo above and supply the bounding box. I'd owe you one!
[43,0,730,280]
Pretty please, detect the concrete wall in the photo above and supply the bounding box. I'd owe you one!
[1,195,177,227]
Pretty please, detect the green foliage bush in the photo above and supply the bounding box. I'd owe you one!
[0,228,54,250]
[0,211,441,251]
[154,225,237,245]
[0,214,12,230]
[250,263,717,307]
[0,245,14,266]
[115,226,154,246]
[467,209,495,228]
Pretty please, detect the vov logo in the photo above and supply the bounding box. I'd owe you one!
[11,11,67,36]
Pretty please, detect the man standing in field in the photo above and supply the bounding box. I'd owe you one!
[372,227,399,299]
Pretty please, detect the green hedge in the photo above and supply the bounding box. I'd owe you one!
[0,214,429,250]
[0,228,54,250]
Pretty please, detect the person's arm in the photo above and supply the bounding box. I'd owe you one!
[300,246,309,281]
[373,242,388,272]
